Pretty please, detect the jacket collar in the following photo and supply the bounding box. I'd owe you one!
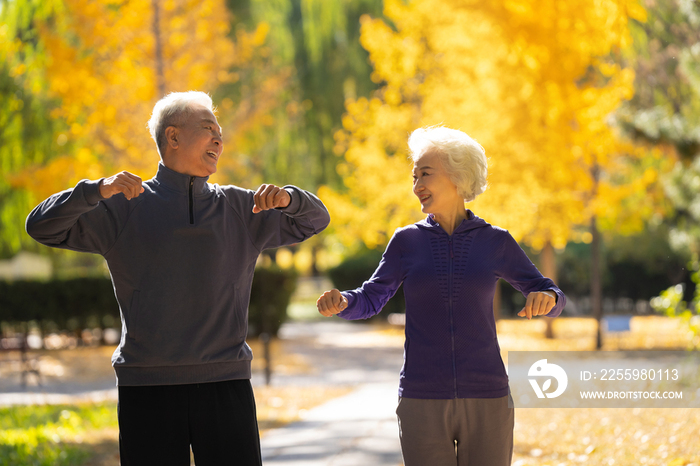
[416,210,490,235]
[154,162,210,195]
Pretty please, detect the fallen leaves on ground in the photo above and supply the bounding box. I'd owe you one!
[254,385,355,436]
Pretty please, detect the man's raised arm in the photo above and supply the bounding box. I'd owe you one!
[26,171,143,255]
[224,183,330,251]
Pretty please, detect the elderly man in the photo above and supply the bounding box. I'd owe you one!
[26,91,330,465]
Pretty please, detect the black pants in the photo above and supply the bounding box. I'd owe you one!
[118,379,262,466]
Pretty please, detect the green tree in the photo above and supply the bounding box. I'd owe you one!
[215,0,384,272]
[0,0,68,258]
[617,0,700,254]
[216,0,383,192]
[615,0,700,347]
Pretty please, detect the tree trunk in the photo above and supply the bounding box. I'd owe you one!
[540,241,557,339]
[310,242,321,276]
[591,214,603,349]
[152,0,166,97]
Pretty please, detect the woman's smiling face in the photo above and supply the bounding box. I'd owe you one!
[412,150,462,216]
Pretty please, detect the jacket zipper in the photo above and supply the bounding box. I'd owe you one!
[188,177,195,225]
[448,236,458,398]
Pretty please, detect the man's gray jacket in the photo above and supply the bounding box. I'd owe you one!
[26,163,330,386]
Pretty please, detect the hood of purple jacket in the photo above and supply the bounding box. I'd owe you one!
[415,210,491,235]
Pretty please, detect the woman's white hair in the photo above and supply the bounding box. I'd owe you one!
[408,126,488,202]
[147,91,214,157]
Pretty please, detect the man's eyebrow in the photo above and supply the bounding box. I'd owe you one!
[201,118,222,133]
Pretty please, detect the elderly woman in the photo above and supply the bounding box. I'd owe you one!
[317,126,566,466]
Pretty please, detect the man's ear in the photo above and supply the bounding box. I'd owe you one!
[165,126,179,149]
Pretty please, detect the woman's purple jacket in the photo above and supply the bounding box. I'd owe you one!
[338,211,566,399]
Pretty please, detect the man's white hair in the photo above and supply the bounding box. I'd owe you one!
[408,126,488,202]
[147,91,214,157]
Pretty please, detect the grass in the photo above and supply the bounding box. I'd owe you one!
[0,402,117,466]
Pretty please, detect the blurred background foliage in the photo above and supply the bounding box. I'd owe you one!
[1,0,700,328]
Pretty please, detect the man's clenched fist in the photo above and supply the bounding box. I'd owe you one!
[100,171,144,200]
[252,184,291,213]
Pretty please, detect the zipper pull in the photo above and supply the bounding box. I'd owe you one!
[188,177,195,224]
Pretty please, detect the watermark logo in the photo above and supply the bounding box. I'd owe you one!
[528,359,568,398]
[509,351,698,408]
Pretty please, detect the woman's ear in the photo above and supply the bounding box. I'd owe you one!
[165,126,179,149]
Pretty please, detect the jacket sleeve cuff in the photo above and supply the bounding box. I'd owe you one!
[275,186,301,214]
[545,288,566,317]
[82,179,106,206]
[336,292,355,319]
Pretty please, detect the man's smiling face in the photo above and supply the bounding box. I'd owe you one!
[167,105,223,177]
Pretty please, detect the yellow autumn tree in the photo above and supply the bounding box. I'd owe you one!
[322,0,665,344]
[10,0,271,201]
[322,0,650,253]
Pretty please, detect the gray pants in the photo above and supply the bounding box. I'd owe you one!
[396,395,514,466]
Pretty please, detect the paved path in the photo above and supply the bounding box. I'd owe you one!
[260,321,404,466]
[0,387,118,406]
[0,354,118,406]
[262,382,402,466]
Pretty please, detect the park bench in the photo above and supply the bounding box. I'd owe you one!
[0,334,42,388]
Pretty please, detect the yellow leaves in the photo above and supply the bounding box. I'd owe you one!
[9,63,27,77]
[626,0,648,23]
[361,19,416,87]
[12,154,105,203]
[325,0,649,251]
[380,0,411,23]
[503,0,532,16]
[598,61,621,78]
[4,0,286,213]
[383,87,402,107]
[642,167,657,185]
[232,22,270,64]
[8,0,254,194]
[252,22,270,46]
